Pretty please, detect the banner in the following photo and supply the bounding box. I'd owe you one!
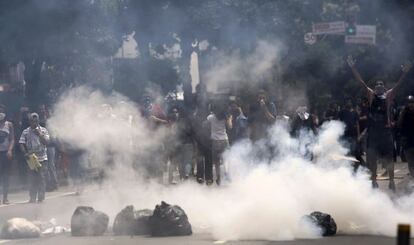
[312,21,345,35]
[345,25,376,45]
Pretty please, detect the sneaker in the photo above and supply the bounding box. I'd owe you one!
[372,181,379,188]
[28,199,36,203]
[197,178,204,184]
[389,181,396,192]
[2,199,9,205]
[216,179,221,186]
[206,180,213,186]
[37,199,44,203]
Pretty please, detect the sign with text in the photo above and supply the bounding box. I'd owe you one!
[312,21,345,35]
[345,25,376,45]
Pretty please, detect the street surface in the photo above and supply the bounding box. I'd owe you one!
[0,161,412,245]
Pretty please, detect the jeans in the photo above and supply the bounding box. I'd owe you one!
[405,147,414,178]
[29,160,47,202]
[170,143,193,181]
[196,142,213,182]
[212,139,229,183]
[367,130,394,182]
[46,147,58,190]
[0,151,11,201]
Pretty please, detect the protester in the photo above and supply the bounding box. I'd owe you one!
[348,55,412,190]
[207,103,232,185]
[290,106,317,160]
[338,100,364,170]
[168,107,194,182]
[248,90,277,141]
[0,105,15,205]
[38,104,59,191]
[323,102,339,122]
[398,95,414,179]
[19,113,50,203]
[193,84,213,184]
[228,101,248,144]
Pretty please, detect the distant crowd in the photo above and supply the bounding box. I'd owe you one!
[0,56,413,204]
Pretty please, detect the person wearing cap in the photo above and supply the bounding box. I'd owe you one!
[0,105,15,205]
[19,113,50,203]
[348,55,412,191]
[398,95,414,179]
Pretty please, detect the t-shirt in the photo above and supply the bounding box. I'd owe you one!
[207,114,228,141]
[401,110,414,147]
[19,126,50,161]
[0,121,11,152]
[339,109,359,138]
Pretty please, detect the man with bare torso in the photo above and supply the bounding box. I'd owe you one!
[347,55,412,191]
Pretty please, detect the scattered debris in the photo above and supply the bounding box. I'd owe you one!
[1,218,40,239]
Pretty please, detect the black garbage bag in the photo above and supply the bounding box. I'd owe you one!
[113,205,153,235]
[71,206,109,236]
[149,201,192,237]
[305,211,337,236]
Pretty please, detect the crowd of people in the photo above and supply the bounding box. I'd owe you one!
[0,57,413,204]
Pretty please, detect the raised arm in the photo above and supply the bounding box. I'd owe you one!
[387,62,412,99]
[347,56,373,94]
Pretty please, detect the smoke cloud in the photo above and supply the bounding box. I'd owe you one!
[46,89,414,241]
[203,40,283,92]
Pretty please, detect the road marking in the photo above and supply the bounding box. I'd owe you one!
[0,192,76,208]
[0,240,10,244]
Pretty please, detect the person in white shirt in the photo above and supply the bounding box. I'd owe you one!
[19,113,50,203]
[0,106,15,205]
[206,104,232,185]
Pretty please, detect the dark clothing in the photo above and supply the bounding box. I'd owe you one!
[367,94,394,154]
[324,109,338,121]
[192,107,213,182]
[339,109,359,138]
[249,102,277,141]
[0,151,11,201]
[45,147,58,190]
[290,116,316,137]
[400,110,414,148]
[228,113,248,144]
[406,148,414,178]
[196,143,213,182]
[358,104,369,132]
[368,94,390,131]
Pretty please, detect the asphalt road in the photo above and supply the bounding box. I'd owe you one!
[0,162,412,245]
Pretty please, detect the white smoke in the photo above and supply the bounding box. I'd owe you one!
[47,89,414,241]
[203,40,282,92]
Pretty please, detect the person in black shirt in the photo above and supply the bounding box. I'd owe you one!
[398,95,414,178]
[348,55,412,190]
[248,90,276,141]
[338,100,363,170]
[323,102,339,122]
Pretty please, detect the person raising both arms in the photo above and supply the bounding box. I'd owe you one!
[347,55,412,191]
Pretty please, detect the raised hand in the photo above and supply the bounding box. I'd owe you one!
[347,55,356,67]
[402,61,412,73]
